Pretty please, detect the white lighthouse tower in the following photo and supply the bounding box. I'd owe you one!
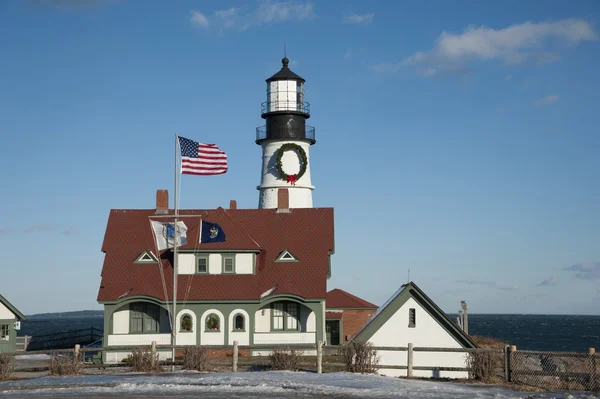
[256,57,316,209]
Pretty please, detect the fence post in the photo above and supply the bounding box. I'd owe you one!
[509,345,516,383]
[407,343,414,378]
[74,344,80,364]
[151,341,157,368]
[232,341,239,372]
[504,345,510,382]
[589,348,596,391]
[317,341,323,374]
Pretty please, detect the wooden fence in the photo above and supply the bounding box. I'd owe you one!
[9,343,598,391]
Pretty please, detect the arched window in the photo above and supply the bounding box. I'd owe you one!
[205,313,220,332]
[180,314,193,332]
[234,314,245,331]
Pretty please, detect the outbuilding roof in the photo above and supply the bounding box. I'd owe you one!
[326,288,377,309]
[0,294,25,320]
[350,282,477,348]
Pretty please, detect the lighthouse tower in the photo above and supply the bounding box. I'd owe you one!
[256,57,316,209]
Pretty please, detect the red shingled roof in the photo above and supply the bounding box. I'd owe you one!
[326,288,377,309]
[97,207,334,302]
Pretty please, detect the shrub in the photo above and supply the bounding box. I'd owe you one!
[268,348,302,371]
[125,347,162,372]
[0,354,15,381]
[471,335,506,349]
[183,345,210,371]
[466,350,501,382]
[50,352,81,376]
[341,341,379,373]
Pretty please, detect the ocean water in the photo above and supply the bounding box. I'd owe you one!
[456,313,600,352]
[18,314,600,353]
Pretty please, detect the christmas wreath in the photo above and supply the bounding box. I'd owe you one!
[275,143,307,185]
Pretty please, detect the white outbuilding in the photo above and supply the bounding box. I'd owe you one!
[350,282,477,379]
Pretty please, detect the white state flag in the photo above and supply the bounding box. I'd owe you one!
[150,220,188,251]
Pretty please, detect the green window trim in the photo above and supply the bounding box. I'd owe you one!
[271,302,300,331]
[205,313,221,332]
[196,255,209,274]
[232,313,245,332]
[130,303,160,334]
[0,324,9,340]
[222,255,235,274]
[409,308,416,328]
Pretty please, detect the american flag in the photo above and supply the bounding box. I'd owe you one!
[178,136,228,176]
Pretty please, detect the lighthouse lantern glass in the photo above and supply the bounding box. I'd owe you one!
[267,80,305,113]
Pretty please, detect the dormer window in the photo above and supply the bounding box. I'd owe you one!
[223,255,235,273]
[197,256,209,274]
[276,249,298,262]
[134,250,158,264]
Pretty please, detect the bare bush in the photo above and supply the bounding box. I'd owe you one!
[50,352,81,376]
[125,347,162,372]
[0,354,15,381]
[466,350,501,382]
[471,335,506,349]
[342,341,379,373]
[183,345,210,371]
[269,348,302,371]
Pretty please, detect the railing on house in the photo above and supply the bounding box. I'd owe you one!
[15,336,31,352]
[6,343,599,392]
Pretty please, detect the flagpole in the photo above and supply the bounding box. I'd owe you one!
[172,134,179,371]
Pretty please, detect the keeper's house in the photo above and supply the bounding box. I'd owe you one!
[97,190,337,362]
[0,294,25,353]
[349,282,477,379]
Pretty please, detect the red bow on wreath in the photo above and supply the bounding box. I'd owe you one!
[286,174,298,185]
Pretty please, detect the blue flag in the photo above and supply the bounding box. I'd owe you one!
[200,220,226,243]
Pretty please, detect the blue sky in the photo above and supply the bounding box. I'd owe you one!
[1,0,599,315]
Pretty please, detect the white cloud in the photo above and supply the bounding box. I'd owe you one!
[537,277,558,287]
[382,19,596,76]
[564,262,600,280]
[344,12,374,25]
[191,1,314,32]
[190,11,209,28]
[533,94,560,107]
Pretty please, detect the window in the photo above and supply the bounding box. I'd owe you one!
[134,250,158,264]
[409,308,416,328]
[205,313,220,332]
[234,314,245,331]
[222,255,235,274]
[180,314,193,332]
[0,324,9,341]
[197,256,208,274]
[271,302,300,331]
[276,249,298,262]
[130,303,160,333]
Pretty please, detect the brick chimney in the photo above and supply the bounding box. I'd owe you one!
[276,188,290,213]
[156,189,169,214]
[229,200,237,210]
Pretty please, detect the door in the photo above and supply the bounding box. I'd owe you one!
[325,320,340,346]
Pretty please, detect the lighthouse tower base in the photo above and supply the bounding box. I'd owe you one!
[257,139,315,209]
[258,186,314,209]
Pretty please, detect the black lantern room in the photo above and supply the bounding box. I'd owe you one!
[256,57,316,144]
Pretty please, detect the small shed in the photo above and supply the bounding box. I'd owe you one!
[350,282,477,378]
[0,294,25,353]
